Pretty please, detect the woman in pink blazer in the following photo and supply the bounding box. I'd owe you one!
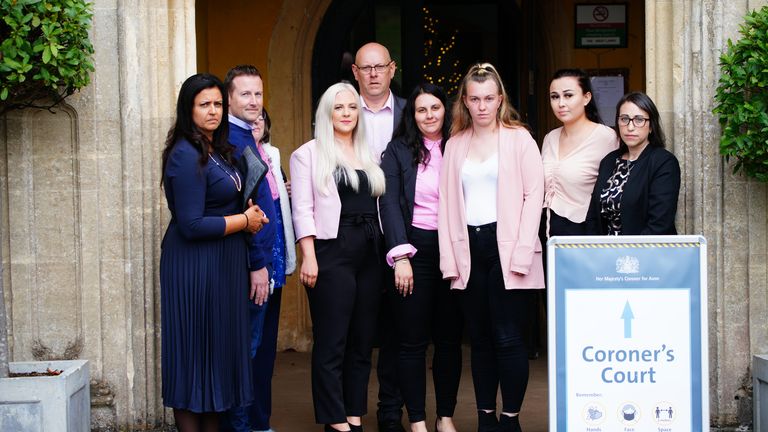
[437,63,544,432]
[290,82,386,432]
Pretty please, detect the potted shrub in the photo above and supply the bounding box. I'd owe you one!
[0,1,94,430]
[713,5,768,181]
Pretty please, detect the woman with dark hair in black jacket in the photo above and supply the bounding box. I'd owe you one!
[379,83,463,432]
[586,91,681,235]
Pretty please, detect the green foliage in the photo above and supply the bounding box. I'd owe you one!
[714,6,768,181]
[0,0,95,114]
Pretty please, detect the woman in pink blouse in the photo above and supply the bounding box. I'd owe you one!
[541,69,619,238]
[531,70,619,360]
[379,83,462,432]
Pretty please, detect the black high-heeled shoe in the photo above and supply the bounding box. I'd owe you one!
[349,424,363,432]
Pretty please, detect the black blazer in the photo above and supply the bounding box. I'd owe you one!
[393,94,406,130]
[379,136,426,252]
[585,145,681,235]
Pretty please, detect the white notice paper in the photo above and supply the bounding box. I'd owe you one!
[590,76,624,127]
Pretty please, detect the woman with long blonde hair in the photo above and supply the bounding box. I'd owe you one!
[290,82,385,432]
[438,63,544,432]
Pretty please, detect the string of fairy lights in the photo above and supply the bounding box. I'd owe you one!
[421,7,462,96]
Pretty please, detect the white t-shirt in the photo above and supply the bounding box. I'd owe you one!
[461,153,499,226]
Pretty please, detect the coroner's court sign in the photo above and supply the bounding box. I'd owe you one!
[547,236,708,432]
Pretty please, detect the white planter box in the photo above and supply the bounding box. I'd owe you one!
[0,360,90,432]
[757,355,768,432]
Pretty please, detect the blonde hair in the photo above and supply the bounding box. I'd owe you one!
[451,62,526,135]
[313,82,385,197]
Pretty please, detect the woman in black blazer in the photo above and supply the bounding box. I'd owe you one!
[586,92,681,235]
[379,83,463,432]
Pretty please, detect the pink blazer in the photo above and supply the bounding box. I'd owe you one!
[290,139,343,240]
[438,126,545,290]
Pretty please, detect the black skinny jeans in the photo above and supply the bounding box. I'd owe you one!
[390,228,463,423]
[458,222,533,414]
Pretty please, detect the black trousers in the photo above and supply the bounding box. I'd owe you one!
[458,223,534,414]
[390,228,463,423]
[532,208,587,355]
[307,222,382,424]
[377,261,403,423]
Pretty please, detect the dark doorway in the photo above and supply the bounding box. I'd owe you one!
[312,0,526,116]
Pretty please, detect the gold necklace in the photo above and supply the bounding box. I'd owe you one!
[209,153,242,192]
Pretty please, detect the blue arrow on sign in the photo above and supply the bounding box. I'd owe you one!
[621,301,634,338]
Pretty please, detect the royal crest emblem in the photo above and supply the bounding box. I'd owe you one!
[616,256,640,274]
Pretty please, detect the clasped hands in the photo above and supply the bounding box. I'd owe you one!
[243,199,269,233]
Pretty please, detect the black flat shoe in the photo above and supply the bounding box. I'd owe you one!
[325,425,351,432]
[477,411,499,432]
[378,419,406,432]
[498,414,522,432]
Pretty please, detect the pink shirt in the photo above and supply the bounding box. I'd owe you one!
[362,91,395,162]
[412,138,442,230]
[257,142,280,200]
[385,138,442,266]
[541,124,618,223]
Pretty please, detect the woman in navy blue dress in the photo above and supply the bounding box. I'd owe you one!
[160,73,267,431]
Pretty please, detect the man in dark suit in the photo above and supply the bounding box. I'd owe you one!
[223,64,278,432]
[352,42,407,432]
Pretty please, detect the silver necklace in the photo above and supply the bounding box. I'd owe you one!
[209,153,242,192]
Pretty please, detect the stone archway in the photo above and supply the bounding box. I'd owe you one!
[267,0,332,351]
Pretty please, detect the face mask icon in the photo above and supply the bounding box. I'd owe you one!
[622,404,637,421]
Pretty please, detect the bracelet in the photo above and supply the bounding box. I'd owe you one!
[394,257,409,265]
[243,212,250,229]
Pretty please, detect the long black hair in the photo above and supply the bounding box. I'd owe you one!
[261,108,271,144]
[551,68,602,124]
[161,73,231,184]
[392,82,452,167]
[614,91,666,155]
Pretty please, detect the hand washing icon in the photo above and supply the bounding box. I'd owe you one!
[587,407,603,420]
[582,403,606,425]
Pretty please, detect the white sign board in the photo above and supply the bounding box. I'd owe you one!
[547,235,709,432]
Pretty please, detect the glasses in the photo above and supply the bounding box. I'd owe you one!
[354,60,393,75]
[618,115,650,127]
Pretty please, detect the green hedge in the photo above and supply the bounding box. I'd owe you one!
[714,6,768,181]
[0,0,95,114]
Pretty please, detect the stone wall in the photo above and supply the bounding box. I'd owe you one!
[0,0,196,428]
[2,0,768,429]
[647,0,768,427]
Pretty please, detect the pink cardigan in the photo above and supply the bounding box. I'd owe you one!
[290,139,343,240]
[437,126,545,290]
